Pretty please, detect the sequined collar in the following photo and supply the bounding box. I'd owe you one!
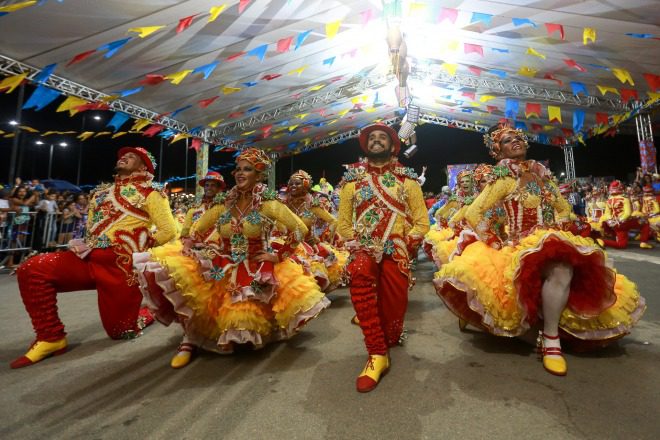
[114,172,153,186]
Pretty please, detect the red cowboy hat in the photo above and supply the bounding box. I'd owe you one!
[117,146,156,174]
[198,171,226,189]
[358,123,401,155]
[608,180,624,195]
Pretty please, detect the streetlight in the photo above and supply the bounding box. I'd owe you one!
[9,120,18,126]
[36,140,68,179]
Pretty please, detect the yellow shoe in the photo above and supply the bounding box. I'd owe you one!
[458,318,468,332]
[10,338,68,369]
[356,354,390,393]
[640,242,654,249]
[536,332,567,376]
[596,238,605,248]
[351,315,360,326]
[170,343,196,369]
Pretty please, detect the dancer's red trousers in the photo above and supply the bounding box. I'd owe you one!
[602,218,651,249]
[347,252,409,355]
[16,249,143,341]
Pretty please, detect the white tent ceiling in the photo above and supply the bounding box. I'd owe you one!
[0,0,658,155]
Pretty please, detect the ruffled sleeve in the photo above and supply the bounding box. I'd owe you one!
[180,208,195,238]
[404,178,430,239]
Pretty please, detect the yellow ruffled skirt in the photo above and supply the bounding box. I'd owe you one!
[434,229,645,345]
[423,227,458,266]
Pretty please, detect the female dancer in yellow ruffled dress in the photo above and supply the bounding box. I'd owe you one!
[280,170,348,292]
[135,149,329,368]
[434,125,646,376]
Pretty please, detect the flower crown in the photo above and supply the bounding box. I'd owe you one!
[289,170,313,187]
[235,148,271,173]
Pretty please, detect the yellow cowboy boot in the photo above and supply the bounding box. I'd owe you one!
[10,338,68,369]
[356,354,390,392]
[536,332,567,376]
[170,342,197,369]
[640,242,654,249]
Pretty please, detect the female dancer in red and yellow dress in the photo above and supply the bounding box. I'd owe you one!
[434,125,646,376]
[280,169,347,292]
[135,149,329,368]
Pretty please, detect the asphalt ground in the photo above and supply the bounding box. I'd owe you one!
[0,246,658,440]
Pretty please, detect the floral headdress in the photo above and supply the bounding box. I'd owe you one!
[483,126,529,158]
[289,170,313,188]
[234,148,271,173]
[472,164,495,185]
[456,169,473,182]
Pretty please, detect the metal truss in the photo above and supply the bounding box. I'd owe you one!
[294,117,401,153]
[409,63,628,112]
[563,145,576,180]
[209,74,391,140]
[0,54,195,138]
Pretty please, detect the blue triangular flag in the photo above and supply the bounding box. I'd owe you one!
[106,112,131,132]
[570,81,588,96]
[170,105,192,118]
[295,30,312,50]
[505,98,519,119]
[98,37,132,58]
[192,61,220,79]
[247,44,269,62]
[23,85,61,111]
[33,63,57,84]
[470,12,492,26]
[512,18,537,27]
[573,109,585,133]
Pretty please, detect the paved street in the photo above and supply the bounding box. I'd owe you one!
[0,247,658,440]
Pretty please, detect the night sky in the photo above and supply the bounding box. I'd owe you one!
[1,83,651,192]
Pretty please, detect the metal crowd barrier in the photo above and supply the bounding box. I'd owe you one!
[0,211,86,272]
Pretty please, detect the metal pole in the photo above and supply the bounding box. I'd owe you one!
[8,83,25,186]
[184,137,189,193]
[48,143,54,179]
[76,114,85,186]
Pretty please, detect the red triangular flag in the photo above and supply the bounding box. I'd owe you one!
[545,23,565,40]
[176,15,197,34]
[238,0,251,14]
[620,88,638,104]
[564,59,586,72]
[67,50,96,66]
[643,73,660,91]
[486,105,499,113]
[226,52,246,62]
[461,91,476,100]
[468,66,482,76]
[595,112,609,125]
[262,73,282,81]
[228,111,244,118]
[74,102,110,112]
[543,73,563,86]
[139,74,167,86]
[531,123,543,132]
[277,36,293,53]
[464,43,484,56]
[561,128,573,137]
[525,102,542,118]
[190,138,202,152]
[198,96,220,108]
[438,8,458,24]
[143,124,165,137]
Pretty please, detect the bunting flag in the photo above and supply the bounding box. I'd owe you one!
[56,95,88,116]
[115,86,143,97]
[512,18,537,27]
[323,56,336,66]
[505,98,519,119]
[0,1,37,13]
[127,26,165,38]
[247,44,269,61]
[23,85,60,110]
[208,4,227,22]
[479,95,496,103]
[33,63,56,83]
[78,131,95,141]
[74,102,110,113]
[530,123,543,132]
[644,73,660,91]
[545,23,565,39]
[326,20,341,39]
[573,109,585,133]
[470,12,492,26]
[564,59,586,72]
[166,70,193,85]
[112,132,127,139]
[526,47,546,59]
[461,91,475,100]
[489,69,507,78]
[491,47,509,53]
[139,74,167,85]
[525,102,541,118]
[514,121,526,130]
[548,106,562,123]
[94,131,112,138]
[192,61,220,79]
[288,65,308,76]
[595,112,609,126]
[208,119,223,128]
[518,66,538,77]
[143,125,165,137]
[611,68,635,85]
[170,105,192,118]
[620,88,638,104]
[18,125,39,133]
[464,43,483,56]
[67,50,96,66]
[570,81,588,96]
[131,119,151,132]
[277,36,293,52]
[295,30,312,50]
[176,15,197,33]
[97,37,132,58]
[238,0,251,14]
[106,112,131,132]
[360,9,373,27]
[171,133,191,143]
[222,86,241,94]
[583,27,596,45]
[198,96,219,108]
[438,8,458,24]
[242,81,258,87]
[190,138,202,152]
[625,33,655,39]
[226,51,245,62]
[441,63,458,76]
[262,73,281,80]
[597,85,619,95]
[0,73,28,93]
[543,73,563,86]
[468,66,482,76]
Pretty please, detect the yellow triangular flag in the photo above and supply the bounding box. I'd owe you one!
[166,69,193,85]
[583,27,596,45]
[56,96,88,116]
[100,94,120,102]
[526,47,546,59]
[18,125,39,133]
[288,125,299,132]
[296,113,308,120]
[543,125,555,132]
[597,85,619,96]
[78,131,95,141]
[648,91,660,102]
[328,131,338,136]
[112,132,127,139]
[222,86,241,94]
[208,4,227,23]
[127,26,165,38]
[288,65,308,76]
[131,118,151,132]
[338,109,350,117]
[208,119,223,128]
[241,130,255,136]
[518,66,538,77]
[95,131,112,137]
[302,138,311,146]
[447,40,459,52]
[309,84,325,91]
[171,133,191,143]
[364,107,376,113]
[611,68,634,85]
[479,95,496,103]
[0,73,28,94]
[547,106,562,124]
[327,119,338,125]
[4,133,15,139]
[272,133,284,139]
[326,20,341,39]
[0,1,36,13]
[441,63,458,76]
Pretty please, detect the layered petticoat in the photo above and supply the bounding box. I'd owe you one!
[423,226,458,267]
[134,241,329,353]
[275,239,348,292]
[434,229,645,344]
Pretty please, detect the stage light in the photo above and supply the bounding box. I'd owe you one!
[9,120,18,126]
[403,144,418,158]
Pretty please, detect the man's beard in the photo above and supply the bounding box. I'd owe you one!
[366,145,392,161]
